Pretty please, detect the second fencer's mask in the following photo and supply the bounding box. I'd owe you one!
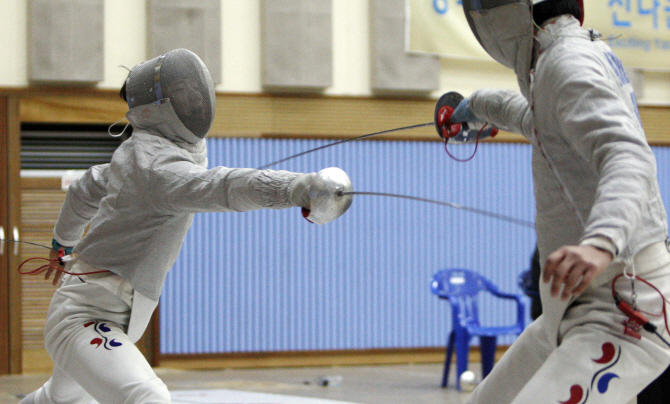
[461,0,583,97]
[124,49,216,141]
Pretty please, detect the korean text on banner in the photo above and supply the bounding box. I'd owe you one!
[408,0,670,70]
[594,0,670,70]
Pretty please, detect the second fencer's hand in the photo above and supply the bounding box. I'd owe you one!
[46,248,65,287]
[447,99,499,143]
[543,245,613,300]
[450,99,478,124]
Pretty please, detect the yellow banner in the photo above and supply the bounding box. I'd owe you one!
[407,0,670,70]
[407,0,489,60]
[594,0,670,70]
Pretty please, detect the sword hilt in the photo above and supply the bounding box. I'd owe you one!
[434,92,464,140]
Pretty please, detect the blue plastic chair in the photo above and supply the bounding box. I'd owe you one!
[431,268,525,390]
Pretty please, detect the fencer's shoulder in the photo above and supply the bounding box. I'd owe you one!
[537,42,606,85]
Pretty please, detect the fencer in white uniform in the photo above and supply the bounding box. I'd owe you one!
[20,49,352,404]
[436,0,670,403]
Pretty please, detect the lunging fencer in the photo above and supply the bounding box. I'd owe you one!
[20,48,353,404]
[434,0,670,402]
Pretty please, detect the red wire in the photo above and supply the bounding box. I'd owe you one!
[18,257,110,276]
[612,274,670,337]
[444,123,488,162]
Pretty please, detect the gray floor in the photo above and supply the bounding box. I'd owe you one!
[0,363,475,404]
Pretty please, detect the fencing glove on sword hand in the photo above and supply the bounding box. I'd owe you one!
[435,92,499,144]
[289,168,353,225]
[289,173,316,212]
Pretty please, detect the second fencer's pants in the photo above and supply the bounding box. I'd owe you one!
[466,241,670,404]
[28,272,170,404]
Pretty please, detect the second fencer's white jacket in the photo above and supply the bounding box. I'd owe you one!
[53,101,302,303]
[468,16,668,265]
[466,16,669,343]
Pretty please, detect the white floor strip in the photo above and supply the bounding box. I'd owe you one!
[169,389,362,404]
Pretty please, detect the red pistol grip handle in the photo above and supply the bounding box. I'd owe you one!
[437,106,461,139]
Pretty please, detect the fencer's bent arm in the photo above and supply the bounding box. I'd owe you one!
[469,89,533,139]
[152,159,301,214]
[53,164,110,246]
[544,48,660,255]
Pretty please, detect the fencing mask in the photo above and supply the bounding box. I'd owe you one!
[461,0,583,97]
[125,49,216,141]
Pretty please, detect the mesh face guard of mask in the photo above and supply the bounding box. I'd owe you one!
[125,49,216,139]
[462,0,534,70]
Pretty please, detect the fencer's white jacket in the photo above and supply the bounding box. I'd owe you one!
[466,16,668,342]
[53,101,302,339]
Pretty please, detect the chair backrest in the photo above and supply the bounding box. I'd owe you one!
[430,268,498,329]
[431,268,494,297]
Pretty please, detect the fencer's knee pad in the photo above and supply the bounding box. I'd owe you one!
[123,377,171,404]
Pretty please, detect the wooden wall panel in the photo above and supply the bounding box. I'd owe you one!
[20,94,128,124]
[640,107,670,145]
[16,90,670,145]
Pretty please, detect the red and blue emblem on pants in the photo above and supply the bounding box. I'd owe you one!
[559,342,620,404]
[84,321,123,350]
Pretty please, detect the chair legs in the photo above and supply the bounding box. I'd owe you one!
[441,331,455,388]
[441,332,497,390]
[480,336,497,379]
[454,328,470,391]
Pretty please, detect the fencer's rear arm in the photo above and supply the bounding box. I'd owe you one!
[53,164,110,246]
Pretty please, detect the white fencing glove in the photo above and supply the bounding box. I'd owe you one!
[289,168,353,225]
[289,173,315,211]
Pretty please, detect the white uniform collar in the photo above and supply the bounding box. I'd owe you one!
[126,100,204,145]
[126,100,208,167]
[535,15,591,53]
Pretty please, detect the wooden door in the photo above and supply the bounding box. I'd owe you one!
[20,178,62,372]
[0,96,23,374]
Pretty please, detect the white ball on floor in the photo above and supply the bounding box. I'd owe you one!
[459,370,477,387]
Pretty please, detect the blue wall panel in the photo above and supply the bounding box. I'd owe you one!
[160,137,538,354]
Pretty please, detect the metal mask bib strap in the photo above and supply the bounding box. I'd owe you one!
[153,54,167,105]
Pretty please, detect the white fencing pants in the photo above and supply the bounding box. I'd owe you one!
[466,241,670,404]
[25,273,170,404]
